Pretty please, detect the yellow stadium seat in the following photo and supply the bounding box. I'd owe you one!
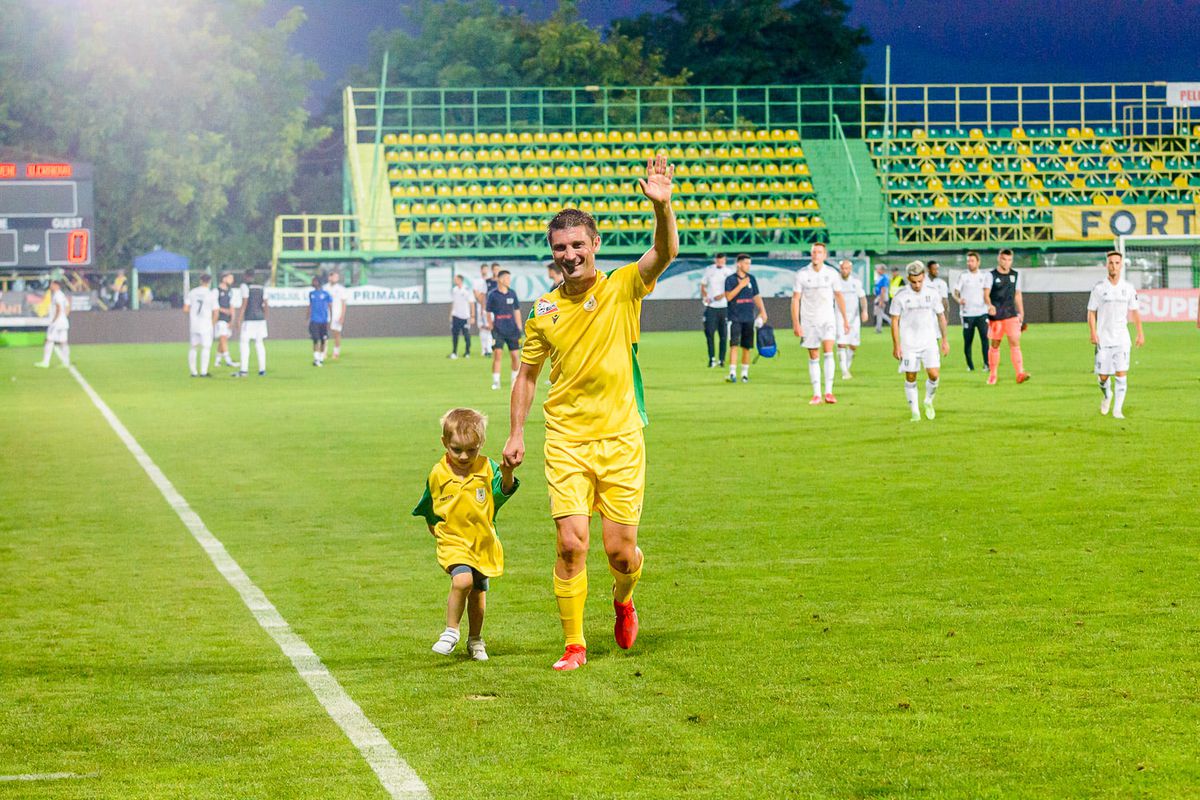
[488,133,504,144]
[1058,143,1074,156]
[1020,161,1037,173]
[1027,177,1044,190]
[414,151,430,163]
[445,133,459,145]
[932,144,946,157]
[1116,176,1132,190]
[1017,143,1032,156]
[459,133,474,145]
[415,222,430,233]
[1070,176,1087,189]
[1149,159,1164,171]
[969,128,984,139]
[564,131,578,143]
[796,164,809,175]
[934,195,950,209]
[549,132,563,143]
[436,186,452,197]
[1091,193,1108,205]
[397,133,412,145]
[390,186,404,198]
[487,200,501,213]
[731,199,746,211]
[746,199,761,211]
[917,144,932,157]
[518,132,533,144]
[429,133,443,145]
[756,130,770,141]
[386,151,400,163]
[653,130,668,142]
[397,221,413,235]
[683,130,698,141]
[472,201,487,214]
[479,219,493,232]
[447,220,460,233]
[462,220,477,232]
[713,129,729,142]
[413,133,428,145]
[785,129,800,140]
[494,220,508,231]
[1067,127,1080,139]
[383,133,398,145]
[405,185,421,197]
[1172,175,1190,189]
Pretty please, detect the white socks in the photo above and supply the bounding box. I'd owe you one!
[256,341,266,372]
[492,371,501,387]
[1113,376,1127,416]
[40,340,54,365]
[741,364,749,378]
[188,348,198,376]
[925,378,939,402]
[904,380,919,413]
[511,369,518,383]
[808,357,821,395]
[822,352,835,394]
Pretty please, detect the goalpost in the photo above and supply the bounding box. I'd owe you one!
[1115,234,1200,289]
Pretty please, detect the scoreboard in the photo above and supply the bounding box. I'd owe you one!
[0,160,94,269]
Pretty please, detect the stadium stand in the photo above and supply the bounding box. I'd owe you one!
[869,124,1200,245]
[382,127,827,253]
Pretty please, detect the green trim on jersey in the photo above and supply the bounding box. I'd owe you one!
[631,343,648,426]
[411,481,441,526]
[488,457,520,516]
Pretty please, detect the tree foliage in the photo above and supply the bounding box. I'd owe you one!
[357,0,686,88]
[0,0,328,269]
[612,0,870,86]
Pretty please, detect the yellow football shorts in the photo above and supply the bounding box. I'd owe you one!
[543,429,645,525]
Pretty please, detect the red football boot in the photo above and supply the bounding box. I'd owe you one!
[1016,372,1031,384]
[613,599,639,650]
[823,393,837,404]
[552,644,587,671]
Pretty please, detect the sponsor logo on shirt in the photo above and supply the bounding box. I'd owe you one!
[536,298,558,317]
[584,295,597,312]
[475,488,486,504]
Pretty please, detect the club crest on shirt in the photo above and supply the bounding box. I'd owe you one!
[583,295,597,312]
[475,487,486,504]
[536,298,558,317]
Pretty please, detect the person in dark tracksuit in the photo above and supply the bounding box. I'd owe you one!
[953,250,990,372]
[700,253,731,368]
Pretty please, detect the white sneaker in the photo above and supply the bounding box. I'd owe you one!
[1113,410,1125,420]
[448,353,458,360]
[1100,395,1112,415]
[34,362,50,368]
[431,629,459,655]
[923,399,936,420]
[842,371,852,380]
[467,638,488,661]
[910,408,921,422]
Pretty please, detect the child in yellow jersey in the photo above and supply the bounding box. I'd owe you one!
[412,408,518,661]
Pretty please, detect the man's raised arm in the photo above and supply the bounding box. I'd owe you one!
[636,154,679,286]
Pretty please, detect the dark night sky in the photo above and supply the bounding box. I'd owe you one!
[271,0,1200,105]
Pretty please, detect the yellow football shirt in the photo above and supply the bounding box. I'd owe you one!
[521,263,654,442]
[411,455,518,577]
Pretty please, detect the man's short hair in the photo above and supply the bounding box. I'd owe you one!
[242,269,256,281]
[927,260,939,270]
[1106,250,1123,260]
[547,208,599,241]
[490,262,500,268]
[999,248,1014,257]
[199,273,212,284]
[906,260,926,276]
[220,271,233,281]
[839,259,853,267]
[713,252,726,260]
[736,253,751,263]
[480,263,489,272]
[811,242,827,251]
[890,266,901,273]
[966,250,980,260]
[441,407,487,445]
[497,270,511,279]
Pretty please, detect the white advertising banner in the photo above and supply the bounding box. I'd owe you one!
[1166,83,1200,107]
[265,284,423,308]
[1137,288,1199,321]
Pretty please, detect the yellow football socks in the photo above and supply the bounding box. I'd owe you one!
[554,569,588,647]
[610,548,643,605]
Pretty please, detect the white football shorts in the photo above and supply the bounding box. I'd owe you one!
[1094,345,1130,376]
[899,346,940,373]
[802,319,837,349]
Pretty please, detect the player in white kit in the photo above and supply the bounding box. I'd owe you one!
[324,270,348,360]
[35,279,71,368]
[834,259,868,379]
[472,263,494,356]
[183,273,218,377]
[890,261,949,421]
[1087,250,1145,419]
[790,242,848,404]
[925,260,950,342]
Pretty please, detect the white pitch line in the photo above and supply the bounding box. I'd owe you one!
[67,365,431,800]
[0,772,97,782]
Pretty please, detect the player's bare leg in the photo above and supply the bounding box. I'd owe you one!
[552,515,590,670]
[987,336,1002,385]
[602,517,642,650]
[466,588,488,660]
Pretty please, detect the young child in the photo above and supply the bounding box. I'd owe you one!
[412,408,518,661]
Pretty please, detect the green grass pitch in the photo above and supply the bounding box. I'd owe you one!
[2,323,1198,799]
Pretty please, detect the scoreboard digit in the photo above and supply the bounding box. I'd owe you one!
[0,160,95,268]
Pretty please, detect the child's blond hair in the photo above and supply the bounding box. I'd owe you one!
[440,407,487,445]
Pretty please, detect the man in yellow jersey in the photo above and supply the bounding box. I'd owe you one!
[503,154,678,671]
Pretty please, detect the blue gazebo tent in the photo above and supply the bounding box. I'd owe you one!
[131,247,190,309]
